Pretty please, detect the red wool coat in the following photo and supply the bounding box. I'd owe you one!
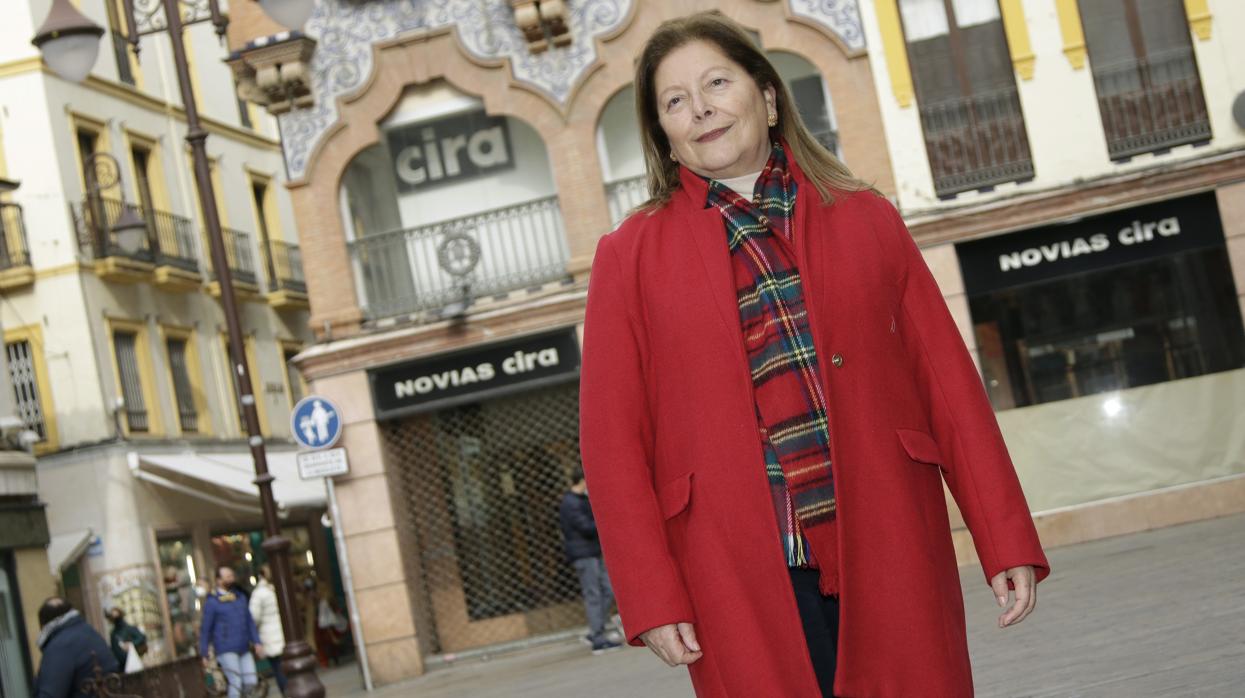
[578,160,1051,698]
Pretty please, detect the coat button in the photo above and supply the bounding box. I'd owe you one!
[831,353,844,367]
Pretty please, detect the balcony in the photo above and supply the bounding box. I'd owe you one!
[918,86,1035,198]
[349,195,570,320]
[264,240,309,310]
[74,198,201,287]
[0,203,33,290]
[207,227,260,299]
[605,175,648,229]
[1091,48,1212,161]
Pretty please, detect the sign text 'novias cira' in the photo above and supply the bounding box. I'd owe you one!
[368,329,581,419]
[385,110,515,193]
[955,192,1227,297]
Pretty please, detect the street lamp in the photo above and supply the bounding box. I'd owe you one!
[80,151,149,258]
[29,0,104,82]
[258,0,316,30]
[32,2,325,697]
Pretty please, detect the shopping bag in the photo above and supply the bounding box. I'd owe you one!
[124,644,144,674]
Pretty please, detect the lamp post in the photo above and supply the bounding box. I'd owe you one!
[33,2,325,696]
[80,151,148,258]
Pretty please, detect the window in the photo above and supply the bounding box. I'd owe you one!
[958,193,1245,410]
[283,346,305,410]
[114,332,149,431]
[237,96,254,130]
[220,336,269,435]
[110,320,161,436]
[4,335,49,442]
[166,337,199,433]
[104,0,137,86]
[1077,0,1211,160]
[898,0,1033,197]
[76,128,100,192]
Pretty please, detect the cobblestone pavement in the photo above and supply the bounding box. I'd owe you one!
[327,511,1245,697]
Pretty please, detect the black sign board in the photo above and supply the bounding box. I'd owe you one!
[956,192,1226,296]
[385,111,515,193]
[369,328,580,419]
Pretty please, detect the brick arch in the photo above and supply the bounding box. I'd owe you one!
[291,26,610,337]
[291,2,891,337]
[567,3,894,194]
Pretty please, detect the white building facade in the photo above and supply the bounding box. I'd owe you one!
[1,0,328,671]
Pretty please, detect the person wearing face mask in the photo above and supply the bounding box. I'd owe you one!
[578,12,1050,698]
[199,564,264,698]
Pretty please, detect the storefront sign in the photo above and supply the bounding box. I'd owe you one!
[298,448,350,479]
[956,192,1226,296]
[385,111,514,193]
[369,328,580,419]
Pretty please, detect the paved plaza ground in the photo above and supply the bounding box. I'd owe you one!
[325,511,1245,697]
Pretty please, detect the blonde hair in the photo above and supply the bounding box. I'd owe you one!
[633,12,877,211]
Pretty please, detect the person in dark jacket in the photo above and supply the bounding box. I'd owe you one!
[33,597,119,698]
[559,466,622,654]
[200,564,264,698]
[105,606,147,669]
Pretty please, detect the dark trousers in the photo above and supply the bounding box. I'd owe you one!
[269,653,287,695]
[789,567,840,698]
[572,556,616,644]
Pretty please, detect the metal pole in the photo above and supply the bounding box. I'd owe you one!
[326,477,374,691]
[159,0,324,695]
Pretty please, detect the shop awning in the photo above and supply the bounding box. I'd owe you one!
[47,528,93,576]
[131,451,326,511]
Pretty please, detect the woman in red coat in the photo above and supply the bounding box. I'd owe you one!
[578,12,1051,698]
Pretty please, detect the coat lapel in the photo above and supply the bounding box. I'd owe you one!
[675,167,746,362]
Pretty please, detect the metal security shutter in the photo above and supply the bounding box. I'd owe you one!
[5,339,46,441]
[113,331,149,432]
[383,381,590,654]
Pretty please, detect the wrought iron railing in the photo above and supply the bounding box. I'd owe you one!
[265,239,306,293]
[1090,48,1212,161]
[0,203,31,269]
[917,86,1034,198]
[349,195,570,319]
[74,197,198,271]
[212,227,259,287]
[605,175,648,228]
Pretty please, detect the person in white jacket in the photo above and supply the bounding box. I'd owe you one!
[248,565,287,695]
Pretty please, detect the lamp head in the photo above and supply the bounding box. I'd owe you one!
[32,0,105,84]
[258,0,316,30]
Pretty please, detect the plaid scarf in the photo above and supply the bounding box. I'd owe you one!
[705,143,839,595]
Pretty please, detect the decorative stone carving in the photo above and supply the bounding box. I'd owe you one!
[511,1,547,53]
[228,33,318,116]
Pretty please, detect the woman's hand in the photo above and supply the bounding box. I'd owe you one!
[640,622,703,666]
[990,565,1037,628]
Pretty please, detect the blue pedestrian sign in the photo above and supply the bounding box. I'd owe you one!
[291,396,343,450]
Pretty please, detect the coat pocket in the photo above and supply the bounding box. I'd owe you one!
[655,471,693,520]
[897,428,945,469]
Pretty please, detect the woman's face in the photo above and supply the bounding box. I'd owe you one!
[653,40,776,181]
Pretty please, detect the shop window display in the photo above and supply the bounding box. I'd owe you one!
[958,194,1245,410]
[157,537,201,659]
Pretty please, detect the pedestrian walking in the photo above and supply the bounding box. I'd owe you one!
[578,12,1051,697]
[200,564,263,698]
[558,466,623,655]
[249,564,287,695]
[32,597,119,698]
[105,606,147,672]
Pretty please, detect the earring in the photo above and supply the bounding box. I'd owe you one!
[670,151,678,162]
[768,113,778,127]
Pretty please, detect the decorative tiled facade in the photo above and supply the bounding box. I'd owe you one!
[276,0,863,180]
